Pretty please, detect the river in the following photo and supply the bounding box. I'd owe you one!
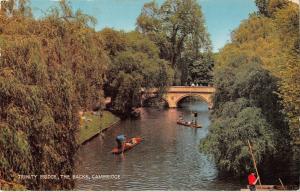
[74,101,247,190]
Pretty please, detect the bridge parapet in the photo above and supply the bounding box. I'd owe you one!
[143,86,215,93]
[142,86,215,108]
[166,86,215,93]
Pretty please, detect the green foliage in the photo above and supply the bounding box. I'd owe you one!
[100,28,127,56]
[101,29,174,115]
[255,0,288,17]
[0,0,108,190]
[201,56,284,175]
[273,2,300,147]
[202,0,299,177]
[184,51,214,85]
[255,0,269,16]
[137,0,213,85]
[201,100,275,175]
[231,1,300,146]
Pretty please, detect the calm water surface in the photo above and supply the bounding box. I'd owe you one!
[74,101,245,190]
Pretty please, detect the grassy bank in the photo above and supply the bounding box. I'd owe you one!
[78,111,120,144]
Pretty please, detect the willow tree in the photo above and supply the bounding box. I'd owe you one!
[200,57,281,176]
[0,0,108,190]
[136,0,213,85]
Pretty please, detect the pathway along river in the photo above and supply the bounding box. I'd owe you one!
[75,100,245,190]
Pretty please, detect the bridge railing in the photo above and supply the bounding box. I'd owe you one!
[142,86,215,93]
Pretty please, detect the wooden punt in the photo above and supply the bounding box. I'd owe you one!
[177,120,202,128]
[111,137,142,154]
[241,185,298,191]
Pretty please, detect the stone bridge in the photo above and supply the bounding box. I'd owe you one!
[142,86,215,108]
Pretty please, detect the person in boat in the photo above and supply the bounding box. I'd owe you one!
[178,115,183,122]
[116,134,126,149]
[125,138,137,147]
[131,138,137,144]
[191,119,195,125]
[248,172,260,191]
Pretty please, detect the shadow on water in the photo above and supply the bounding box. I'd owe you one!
[74,101,258,190]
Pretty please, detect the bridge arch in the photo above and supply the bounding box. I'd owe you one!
[175,94,210,107]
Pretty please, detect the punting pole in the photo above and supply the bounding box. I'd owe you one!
[247,140,262,187]
[279,178,286,191]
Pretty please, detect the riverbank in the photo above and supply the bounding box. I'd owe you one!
[78,111,120,145]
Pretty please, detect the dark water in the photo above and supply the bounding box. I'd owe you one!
[74,101,245,190]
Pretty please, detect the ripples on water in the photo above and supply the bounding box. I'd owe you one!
[75,101,244,190]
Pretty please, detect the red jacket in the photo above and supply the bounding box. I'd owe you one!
[248,174,256,185]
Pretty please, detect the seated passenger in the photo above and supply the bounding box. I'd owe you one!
[131,138,137,144]
[125,142,133,147]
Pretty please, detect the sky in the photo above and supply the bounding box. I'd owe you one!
[29,0,257,52]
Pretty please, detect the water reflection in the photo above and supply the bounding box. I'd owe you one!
[75,101,243,190]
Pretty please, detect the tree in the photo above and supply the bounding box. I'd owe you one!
[255,0,288,17]
[100,28,127,56]
[202,0,299,177]
[184,51,214,85]
[255,0,270,16]
[100,30,174,115]
[136,0,212,85]
[0,0,108,190]
[232,1,300,146]
[216,0,300,147]
[272,2,300,146]
[201,52,290,176]
[201,99,275,175]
